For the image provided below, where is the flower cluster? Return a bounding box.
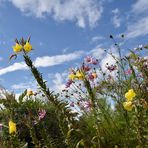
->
[9,38,33,61]
[63,56,100,112]
[12,41,32,53]
[123,89,136,111]
[68,56,99,84]
[69,70,85,81]
[85,56,98,65]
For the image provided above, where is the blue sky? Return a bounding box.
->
[0,0,148,93]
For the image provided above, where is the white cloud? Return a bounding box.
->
[0,51,84,76]
[9,0,103,28]
[34,51,83,67]
[126,16,148,39]
[52,71,67,92]
[111,8,121,28]
[91,36,104,43]
[88,45,118,75]
[0,62,27,76]
[100,47,118,72]
[132,0,148,14]
[89,45,105,59]
[124,0,148,39]
[101,54,115,71]
[11,81,36,90]
[11,81,40,99]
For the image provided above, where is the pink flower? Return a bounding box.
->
[84,56,98,65]
[85,56,93,63]
[82,65,91,72]
[92,59,98,65]
[88,73,97,81]
[79,101,92,111]
[70,102,75,107]
[66,80,73,88]
[106,64,117,72]
[38,109,46,120]
[88,74,94,81]
[125,69,132,75]
[84,101,92,109]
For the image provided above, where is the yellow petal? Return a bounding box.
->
[76,71,84,80]
[123,101,133,111]
[125,89,136,101]
[69,74,76,80]
[9,121,16,134]
[12,43,22,53]
[24,42,32,52]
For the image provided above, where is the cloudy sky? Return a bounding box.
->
[0,0,148,93]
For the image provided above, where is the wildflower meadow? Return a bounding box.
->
[0,35,147,148]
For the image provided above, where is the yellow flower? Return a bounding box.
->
[9,121,16,134]
[24,42,32,52]
[123,101,134,111]
[76,71,84,80]
[27,90,34,96]
[125,89,136,101]
[69,73,76,80]
[12,43,22,53]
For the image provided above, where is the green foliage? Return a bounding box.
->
[0,90,69,147]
